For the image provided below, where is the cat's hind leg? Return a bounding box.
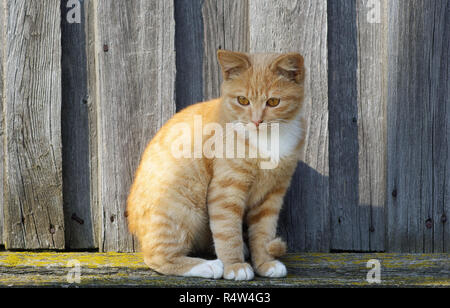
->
[140,208,223,279]
[144,253,223,279]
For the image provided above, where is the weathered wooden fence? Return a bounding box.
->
[0,0,448,253]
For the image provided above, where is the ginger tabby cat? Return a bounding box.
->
[127,50,306,280]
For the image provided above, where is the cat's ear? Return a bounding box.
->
[270,53,305,84]
[217,50,251,81]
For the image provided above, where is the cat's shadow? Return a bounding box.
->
[278,161,329,252]
[279,161,386,253]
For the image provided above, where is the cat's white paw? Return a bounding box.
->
[224,263,254,281]
[184,259,223,279]
[257,260,287,278]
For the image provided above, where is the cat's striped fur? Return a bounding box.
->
[127,50,306,280]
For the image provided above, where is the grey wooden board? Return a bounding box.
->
[249,0,329,252]
[202,0,249,100]
[85,0,100,249]
[328,0,362,251]
[3,0,65,249]
[0,0,5,246]
[387,0,450,253]
[61,0,97,249]
[353,0,388,252]
[431,0,450,253]
[95,0,176,252]
[174,0,204,111]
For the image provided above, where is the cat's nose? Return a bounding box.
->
[252,120,263,127]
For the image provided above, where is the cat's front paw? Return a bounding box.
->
[184,259,224,279]
[223,263,254,281]
[256,260,287,278]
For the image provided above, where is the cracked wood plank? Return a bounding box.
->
[3,0,64,249]
[328,0,389,252]
[329,0,388,252]
[328,0,360,252]
[60,0,98,250]
[94,0,176,251]
[0,0,5,246]
[355,0,388,252]
[0,252,448,287]
[386,0,450,252]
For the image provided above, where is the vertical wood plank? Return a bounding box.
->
[174,0,249,108]
[61,0,97,249]
[329,0,388,252]
[85,0,100,250]
[328,0,360,251]
[250,0,329,252]
[202,0,249,100]
[174,0,204,111]
[3,0,65,249]
[95,0,176,252]
[387,0,450,252]
[0,0,4,246]
[355,0,388,252]
[432,0,450,253]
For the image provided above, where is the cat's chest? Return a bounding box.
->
[248,172,277,203]
[233,114,304,162]
[247,158,297,207]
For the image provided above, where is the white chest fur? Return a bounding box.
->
[232,113,304,163]
[276,114,304,159]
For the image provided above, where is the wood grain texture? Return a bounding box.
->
[387,0,450,253]
[0,0,5,246]
[174,0,204,111]
[202,0,249,100]
[250,0,329,252]
[61,0,97,249]
[1,252,449,287]
[431,0,450,253]
[85,0,100,249]
[3,0,64,249]
[328,0,361,251]
[354,0,388,252]
[95,0,176,252]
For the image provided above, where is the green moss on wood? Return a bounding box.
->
[0,252,448,287]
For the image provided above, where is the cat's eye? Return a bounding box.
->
[237,96,250,106]
[266,98,280,107]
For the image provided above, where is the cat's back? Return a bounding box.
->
[175,98,221,121]
[141,98,220,153]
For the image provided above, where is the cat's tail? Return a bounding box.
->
[266,237,287,258]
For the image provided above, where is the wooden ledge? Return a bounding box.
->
[0,252,448,287]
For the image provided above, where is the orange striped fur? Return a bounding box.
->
[127,50,306,280]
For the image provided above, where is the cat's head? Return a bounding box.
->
[217,50,306,127]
